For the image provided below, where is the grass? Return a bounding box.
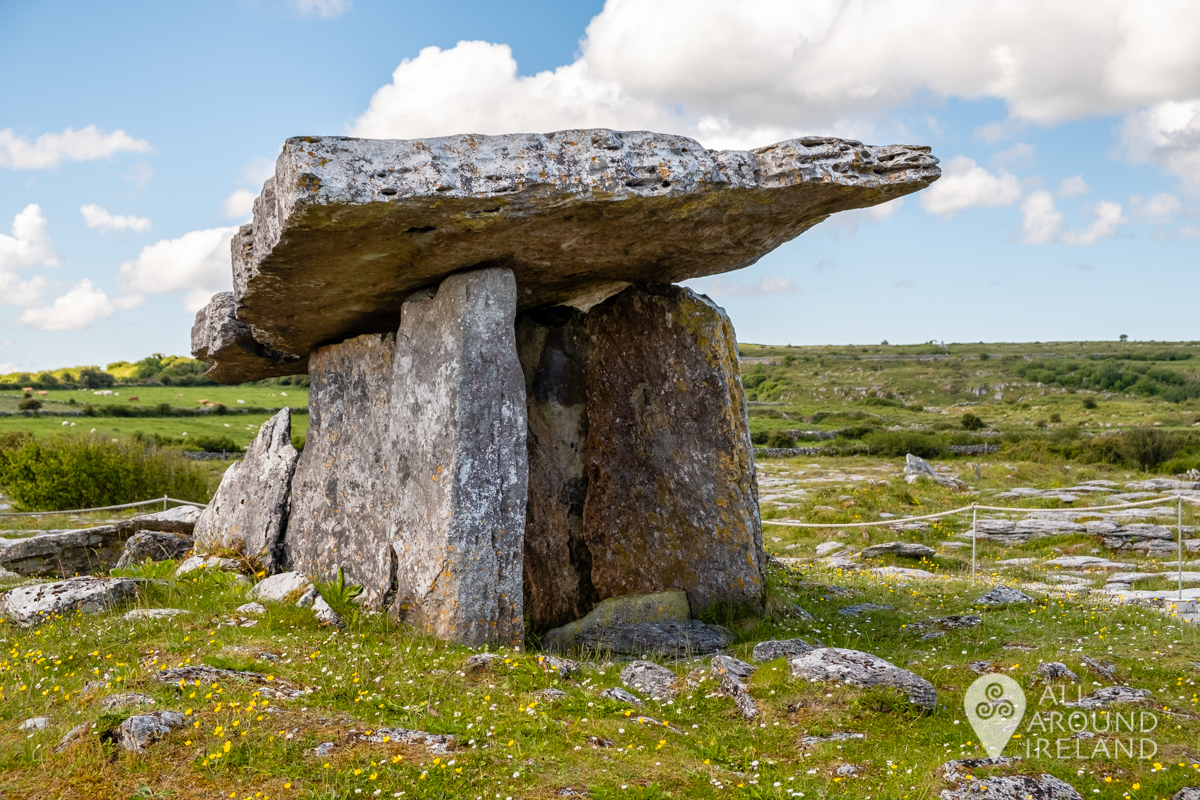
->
[0,414,308,451]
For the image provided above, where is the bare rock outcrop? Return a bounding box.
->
[1,577,141,627]
[789,647,937,710]
[194,408,298,569]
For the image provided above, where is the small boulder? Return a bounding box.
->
[800,731,864,746]
[717,672,757,720]
[542,589,690,652]
[54,722,91,753]
[904,454,967,490]
[1065,686,1152,709]
[535,654,578,678]
[101,692,156,711]
[599,687,642,705]
[312,595,343,628]
[123,608,189,621]
[1034,662,1078,683]
[620,660,678,700]
[236,602,266,615]
[710,654,756,681]
[175,555,241,577]
[974,586,1034,605]
[860,542,936,559]
[113,711,186,752]
[790,647,937,710]
[353,727,455,754]
[465,653,504,672]
[1,577,141,627]
[122,505,202,534]
[815,542,846,556]
[752,638,816,662]
[1172,790,1200,800]
[18,716,50,731]
[574,619,733,657]
[838,603,895,617]
[115,531,194,569]
[250,571,313,603]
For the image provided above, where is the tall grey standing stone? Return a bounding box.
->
[284,333,397,608]
[581,285,765,616]
[516,308,599,632]
[194,408,298,569]
[388,268,527,647]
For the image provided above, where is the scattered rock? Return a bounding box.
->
[718,672,757,720]
[236,602,266,615]
[541,589,690,652]
[1066,686,1152,709]
[537,688,568,702]
[1172,790,1200,800]
[115,531,194,570]
[18,716,50,731]
[968,661,997,674]
[752,638,816,662]
[113,711,186,752]
[789,647,937,710]
[872,566,936,580]
[123,608,189,621]
[193,408,298,570]
[974,586,1034,605]
[620,661,678,700]
[54,722,91,753]
[1,576,141,627]
[861,541,937,559]
[815,542,846,556]
[311,742,335,757]
[250,571,313,603]
[1042,556,1131,570]
[123,505,202,534]
[835,764,860,777]
[175,555,242,577]
[575,620,734,657]
[465,653,505,672]
[710,655,757,681]
[939,757,1083,799]
[1080,656,1117,679]
[800,731,864,746]
[535,654,578,678]
[904,454,967,490]
[0,526,130,578]
[599,687,642,705]
[928,615,982,631]
[153,665,308,699]
[100,692,156,711]
[838,603,895,617]
[312,595,343,629]
[1034,662,1078,683]
[353,727,455,754]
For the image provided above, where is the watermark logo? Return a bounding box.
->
[965,674,1026,758]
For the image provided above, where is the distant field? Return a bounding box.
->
[0,411,308,449]
[0,384,306,411]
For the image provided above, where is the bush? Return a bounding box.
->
[1082,397,1098,409]
[750,431,769,445]
[863,430,946,459]
[961,412,985,431]
[1121,427,1181,471]
[0,435,212,511]
[17,397,42,412]
[765,430,796,448]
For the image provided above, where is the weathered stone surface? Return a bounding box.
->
[582,285,765,616]
[904,454,967,490]
[284,333,397,606]
[620,661,678,700]
[575,619,734,657]
[1065,686,1152,708]
[975,586,1034,605]
[18,716,50,731]
[236,602,266,615]
[789,647,937,710]
[838,603,894,617]
[711,654,756,681]
[0,527,128,577]
[113,711,185,752]
[599,686,642,705]
[939,758,1083,800]
[1,577,141,627]
[54,722,91,753]
[861,541,937,559]
[387,268,527,646]
[153,665,308,699]
[353,727,455,754]
[194,408,298,568]
[752,638,816,662]
[1172,790,1200,800]
[542,589,690,652]
[176,555,242,576]
[194,131,939,383]
[123,608,189,621]
[800,731,864,746]
[719,672,757,720]
[115,531,193,569]
[250,571,313,603]
[1034,662,1078,682]
[311,594,343,628]
[101,692,156,711]
[517,308,598,633]
[124,506,202,534]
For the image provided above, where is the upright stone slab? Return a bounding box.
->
[194,408,298,569]
[388,268,527,646]
[284,333,397,608]
[582,285,765,616]
[516,308,598,632]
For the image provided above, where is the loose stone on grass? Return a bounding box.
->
[752,638,816,662]
[113,711,186,753]
[789,647,937,710]
[974,586,1034,605]
[1,576,141,627]
[620,661,677,700]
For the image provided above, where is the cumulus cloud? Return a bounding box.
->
[80,204,151,233]
[0,125,151,170]
[919,156,1021,218]
[121,162,154,190]
[994,142,1035,166]
[18,279,114,331]
[1021,190,1126,244]
[1130,192,1180,223]
[222,189,257,219]
[289,0,350,17]
[118,226,239,312]
[1119,100,1200,194]
[1057,175,1090,198]
[0,204,58,307]
[702,275,799,298]
[350,1,1200,152]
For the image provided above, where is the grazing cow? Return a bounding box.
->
[198,399,209,405]
[128,395,139,402]
[36,390,48,396]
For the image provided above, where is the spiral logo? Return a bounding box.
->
[965,675,1027,759]
[974,682,1016,720]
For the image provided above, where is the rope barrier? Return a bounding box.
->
[0,495,206,518]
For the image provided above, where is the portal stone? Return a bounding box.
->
[284,333,397,608]
[388,268,527,647]
[516,308,598,632]
[582,285,765,616]
[193,408,298,568]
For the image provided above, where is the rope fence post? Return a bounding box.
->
[163,495,168,512]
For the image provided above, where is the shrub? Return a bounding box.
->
[765,430,797,448]
[1121,427,1181,471]
[1049,413,1062,423]
[17,397,42,412]
[863,430,946,459]
[0,435,212,511]
[961,412,985,431]
[750,431,769,445]
[1162,455,1200,475]
[1082,397,1098,409]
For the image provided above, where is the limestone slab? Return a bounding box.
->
[193,130,939,382]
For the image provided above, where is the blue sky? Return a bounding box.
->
[1,0,1198,372]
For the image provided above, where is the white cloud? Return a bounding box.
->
[350,1,1200,152]
[1057,175,1090,197]
[1130,192,1180,223]
[18,279,113,331]
[80,204,151,234]
[702,275,799,298]
[1021,190,1126,245]
[919,156,1021,218]
[289,0,350,17]
[118,226,239,312]
[222,189,257,219]
[1119,100,1200,194]
[0,204,58,307]
[0,126,151,170]
[121,162,154,189]
[994,142,1035,165]
[1182,226,1200,242]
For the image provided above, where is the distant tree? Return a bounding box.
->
[880,340,889,346]
[1082,397,1098,410]
[35,371,59,386]
[961,412,985,431]
[17,398,42,412]
[77,368,115,389]
[1119,334,1128,342]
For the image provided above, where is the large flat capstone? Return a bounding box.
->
[193,130,939,382]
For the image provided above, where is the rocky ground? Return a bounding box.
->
[1,461,1200,799]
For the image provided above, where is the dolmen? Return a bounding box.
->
[190,129,940,647]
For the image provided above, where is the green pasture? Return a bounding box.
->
[0,412,307,450]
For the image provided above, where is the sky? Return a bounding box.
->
[1,0,1198,373]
